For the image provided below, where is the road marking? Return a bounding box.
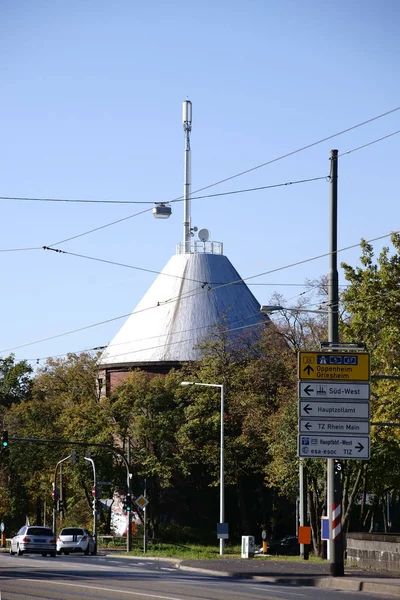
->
[0,576,190,599]
[160,567,176,571]
[248,584,307,596]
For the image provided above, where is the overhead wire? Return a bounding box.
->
[339,130,400,157]
[0,246,42,253]
[1,228,397,355]
[42,246,211,285]
[1,112,399,253]
[44,106,400,248]
[23,310,266,363]
[0,176,328,205]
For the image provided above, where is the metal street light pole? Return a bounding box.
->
[181,381,225,555]
[84,456,97,555]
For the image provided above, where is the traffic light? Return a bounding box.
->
[123,494,132,512]
[57,499,64,512]
[2,430,8,448]
[70,450,77,465]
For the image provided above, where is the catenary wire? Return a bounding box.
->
[42,246,212,285]
[0,176,328,205]
[339,130,400,157]
[1,111,398,252]
[2,126,398,209]
[45,106,400,247]
[23,311,266,363]
[0,247,42,253]
[1,229,397,355]
[21,281,395,364]
[175,107,400,196]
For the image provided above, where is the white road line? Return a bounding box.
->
[248,584,307,596]
[160,568,176,571]
[0,577,190,600]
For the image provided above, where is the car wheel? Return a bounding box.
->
[84,545,89,555]
[56,550,61,555]
[9,547,15,556]
[17,545,23,556]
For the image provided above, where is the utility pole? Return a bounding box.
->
[327,149,344,576]
[127,439,132,552]
[143,478,147,553]
[59,464,64,523]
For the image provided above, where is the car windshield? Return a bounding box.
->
[60,528,84,536]
[27,528,54,536]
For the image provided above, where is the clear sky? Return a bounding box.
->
[0,0,399,364]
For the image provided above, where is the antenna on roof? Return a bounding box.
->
[182,100,192,253]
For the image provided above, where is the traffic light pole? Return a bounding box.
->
[53,454,72,538]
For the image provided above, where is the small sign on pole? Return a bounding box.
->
[135,495,149,509]
[217,522,229,539]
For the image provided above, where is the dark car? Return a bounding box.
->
[267,535,300,556]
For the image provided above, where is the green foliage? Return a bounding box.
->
[0,354,32,410]
[110,370,185,487]
[1,353,116,529]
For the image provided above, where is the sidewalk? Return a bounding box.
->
[111,553,400,597]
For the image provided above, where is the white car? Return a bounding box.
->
[56,527,96,555]
[10,525,56,557]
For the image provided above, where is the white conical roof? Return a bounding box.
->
[100,249,266,366]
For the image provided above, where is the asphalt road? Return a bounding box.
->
[0,553,398,600]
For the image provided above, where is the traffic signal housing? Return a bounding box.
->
[123,494,132,512]
[2,430,8,448]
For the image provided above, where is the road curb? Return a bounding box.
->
[105,553,183,566]
[105,554,400,596]
[177,564,400,596]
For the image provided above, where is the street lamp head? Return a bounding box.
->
[180,381,194,386]
[260,304,329,315]
[260,305,284,313]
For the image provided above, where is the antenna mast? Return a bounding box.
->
[183,100,192,253]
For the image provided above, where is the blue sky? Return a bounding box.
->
[0,0,399,364]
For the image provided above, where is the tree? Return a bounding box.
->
[341,233,400,530]
[3,353,115,530]
[177,323,297,536]
[0,354,32,409]
[110,369,186,535]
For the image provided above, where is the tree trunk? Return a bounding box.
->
[236,477,250,533]
[342,463,363,533]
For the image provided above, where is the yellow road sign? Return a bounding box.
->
[298,352,370,381]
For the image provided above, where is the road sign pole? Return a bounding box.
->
[299,460,309,560]
[127,438,132,552]
[328,149,344,577]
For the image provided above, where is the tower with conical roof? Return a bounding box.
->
[99,101,267,393]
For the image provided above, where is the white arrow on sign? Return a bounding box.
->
[299,401,369,419]
[299,419,370,434]
[298,434,370,459]
[299,381,370,400]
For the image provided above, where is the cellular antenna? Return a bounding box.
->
[183,100,192,253]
